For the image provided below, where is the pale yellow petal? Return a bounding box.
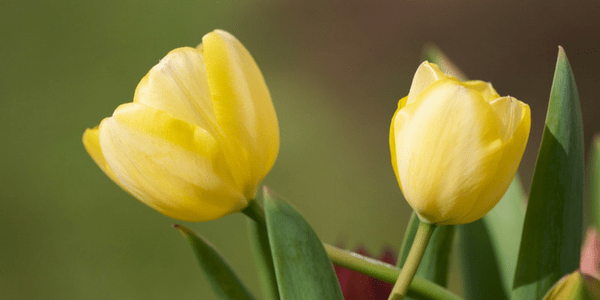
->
[461,99,530,224]
[83,126,122,186]
[389,96,409,195]
[488,96,526,141]
[406,62,448,106]
[98,102,247,222]
[202,30,279,198]
[394,80,503,224]
[542,272,586,300]
[462,80,501,102]
[133,47,217,132]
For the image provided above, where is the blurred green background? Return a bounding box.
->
[1,1,600,299]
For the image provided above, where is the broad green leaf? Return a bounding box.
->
[263,187,344,300]
[512,47,584,300]
[398,212,455,300]
[481,175,527,296]
[246,217,280,300]
[458,171,526,300]
[174,224,255,300]
[592,135,600,233]
[459,219,508,300]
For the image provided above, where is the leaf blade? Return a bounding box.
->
[246,217,280,300]
[511,46,584,300]
[174,224,255,300]
[482,175,527,295]
[263,187,344,300]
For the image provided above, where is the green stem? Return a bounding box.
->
[325,245,460,300]
[241,199,459,300]
[242,199,266,226]
[388,220,437,300]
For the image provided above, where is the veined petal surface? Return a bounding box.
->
[83,127,121,187]
[98,102,247,222]
[83,30,280,222]
[202,30,279,198]
[406,63,447,106]
[134,47,217,134]
[393,77,508,224]
[390,61,530,225]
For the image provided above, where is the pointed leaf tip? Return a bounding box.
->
[558,45,566,56]
[512,46,584,300]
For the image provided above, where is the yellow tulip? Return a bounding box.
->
[541,271,600,300]
[83,30,279,222]
[390,62,530,225]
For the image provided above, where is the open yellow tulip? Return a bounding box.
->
[390,62,530,225]
[83,30,279,222]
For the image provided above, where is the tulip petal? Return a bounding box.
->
[133,47,217,133]
[462,80,501,103]
[202,30,279,193]
[489,96,528,142]
[394,80,504,224]
[83,126,122,187]
[463,99,530,224]
[389,96,408,195]
[406,62,447,106]
[98,102,247,222]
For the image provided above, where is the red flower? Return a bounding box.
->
[334,245,397,300]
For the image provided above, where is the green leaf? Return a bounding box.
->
[481,175,527,297]
[263,187,344,300]
[592,134,600,233]
[458,177,526,300]
[246,217,280,300]
[512,46,584,300]
[458,176,527,300]
[398,212,455,300]
[459,219,508,300]
[173,224,255,300]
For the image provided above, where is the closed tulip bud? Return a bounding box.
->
[542,271,600,300]
[390,62,530,225]
[83,30,279,222]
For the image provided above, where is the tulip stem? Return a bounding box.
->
[241,196,459,300]
[325,244,461,300]
[242,199,266,226]
[388,220,436,300]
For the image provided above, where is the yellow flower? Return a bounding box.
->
[542,271,600,300]
[83,30,279,222]
[390,62,530,225]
